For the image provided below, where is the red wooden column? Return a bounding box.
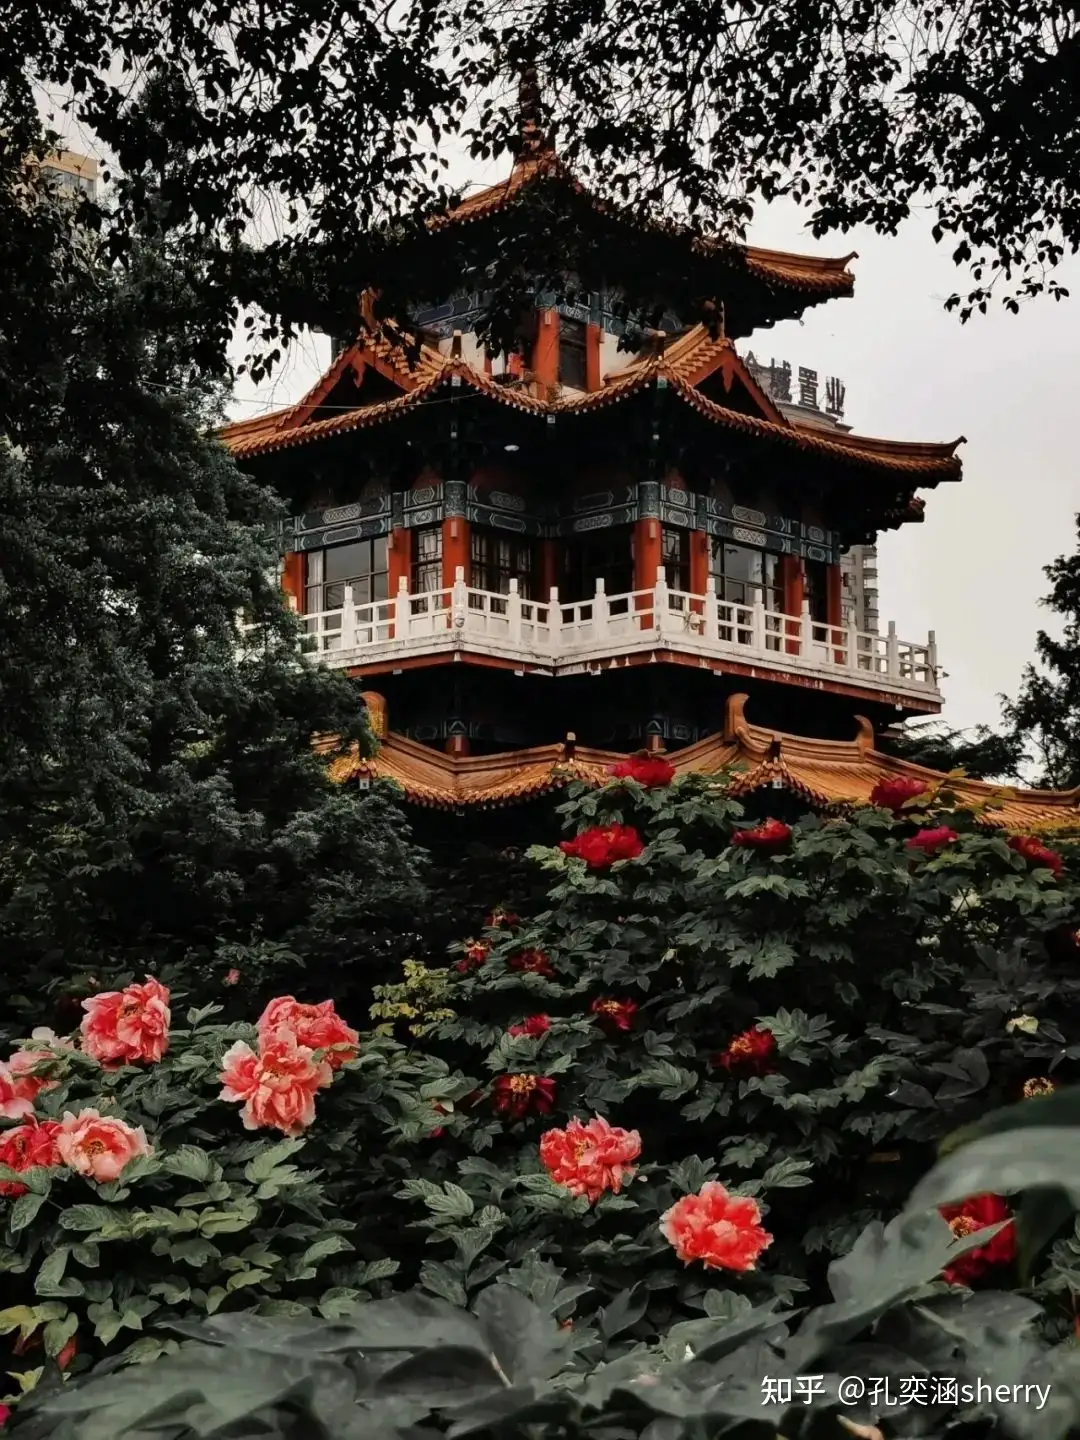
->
[781,556,804,655]
[689,530,709,615]
[826,563,843,628]
[442,516,469,592]
[826,560,844,663]
[539,539,558,599]
[281,552,304,613]
[533,309,559,392]
[585,323,603,392]
[633,517,663,627]
[387,526,410,638]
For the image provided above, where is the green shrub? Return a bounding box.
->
[406,769,1080,1328]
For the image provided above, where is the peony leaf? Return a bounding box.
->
[163,1145,218,1184]
[9,1191,47,1233]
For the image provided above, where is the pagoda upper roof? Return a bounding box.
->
[221,326,963,495]
[432,150,856,314]
[321,692,1079,832]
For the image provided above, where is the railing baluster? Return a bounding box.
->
[340,584,356,650]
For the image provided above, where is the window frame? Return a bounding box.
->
[469,528,538,599]
[411,525,443,594]
[558,316,588,390]
[303,536,389,615]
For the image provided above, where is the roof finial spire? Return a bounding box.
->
[515,58,546,161]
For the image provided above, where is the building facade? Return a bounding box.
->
[219,137,1080,829]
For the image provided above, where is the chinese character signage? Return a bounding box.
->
[745,352,846,419]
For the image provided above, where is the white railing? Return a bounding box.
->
[296,567,940,698]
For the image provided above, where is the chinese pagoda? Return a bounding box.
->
[222,125,1080,835]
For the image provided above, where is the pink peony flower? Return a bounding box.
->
[219,1033,331,1136]
[56,1109,152,1182]
[539,1116,641,1203]
[660,1181,773,1271]
[0,1062,38,1121]
[224,968,241,986]
[5,1032,70,1108]
[80,977,171,1065]
[257,996,359,1070]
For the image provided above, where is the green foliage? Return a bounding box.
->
[13,1182,1079,1440]
[877,721,1023,783]
[1004,514,1080,789]
[0,152,433,1035]
[0,998,458,1388]
[403,772,1080,1331]
[6,0,1077,357]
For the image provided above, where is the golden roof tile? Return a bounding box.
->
[221,341,961,480]
[429,155,854,298]
[319,696,1080,834]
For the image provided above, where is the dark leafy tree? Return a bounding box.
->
[0,151,428,1035]
[877,721,1024,783]
[1002,514,1080,790]
[3,0,1078,379]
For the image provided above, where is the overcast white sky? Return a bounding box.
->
[231,174,1079,735]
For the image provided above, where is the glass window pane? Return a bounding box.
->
[325,542,365,581]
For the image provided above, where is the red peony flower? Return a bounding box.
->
[430,1100,451,1139]
[731,819,791,854]
[0,1402,9,1425]
[508,948,556,979]
[485,907,521,930]
[906,826,959,856]
[869,776,928,813]
[715,1026,777,1075]
[509,1014,551,1038]
[608,755,676,788]
[591,997,638,1033]
[0,1120,63,1197]
[539,1115,642,1203]
[660,1181,773,1271]
[560,823,645,869]
[1008,834,1063,878]
[455,939,490,974]
[939,1193,1016,1285]
[491,1073,557,1120]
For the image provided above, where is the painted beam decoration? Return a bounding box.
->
[414,287,682,340]
[281,479,839,564]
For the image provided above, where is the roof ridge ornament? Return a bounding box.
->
[515,60,550,162]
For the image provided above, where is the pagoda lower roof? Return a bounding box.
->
[322,694,1080,834]
[222,334,962,484]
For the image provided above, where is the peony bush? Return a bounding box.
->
[398,761,1080,1332]
[0,975,462,1396]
